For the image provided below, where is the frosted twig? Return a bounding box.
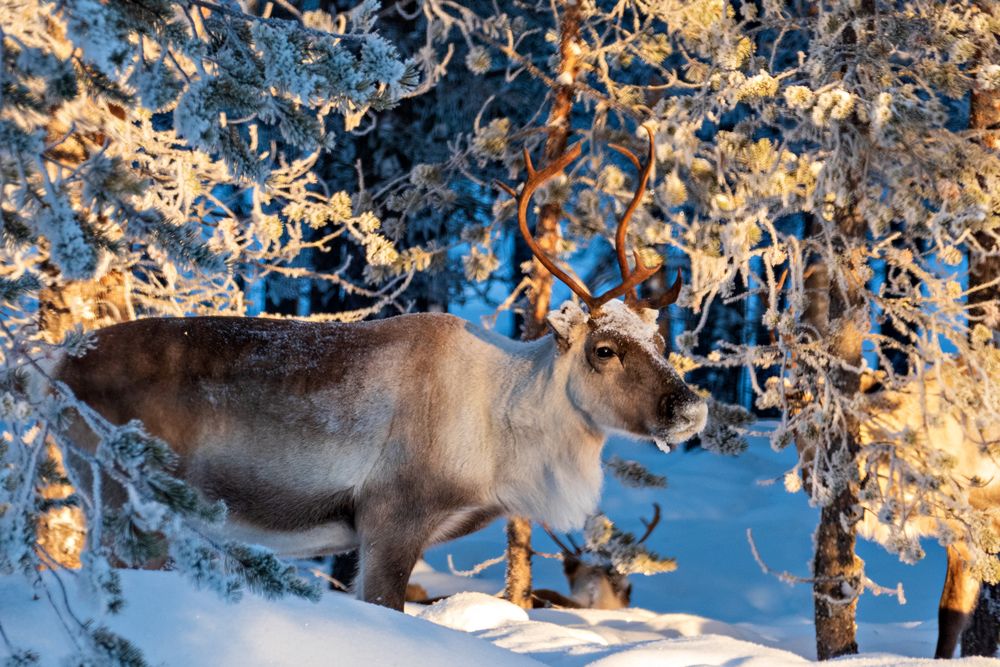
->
[309,568,348,592]
[482,276,531,329]
[746,528,815,585]
[864,577,906,605]
[447,553,505,577]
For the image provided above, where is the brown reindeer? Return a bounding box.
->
[532,503,663,610]
[855,368,1000,659]
[40,130,708,611]
[769,292,1000,658]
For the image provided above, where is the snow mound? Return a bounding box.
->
[417,591,530,632]
[2,571,537,667]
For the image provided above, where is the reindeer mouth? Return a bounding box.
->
[652,400,709,451]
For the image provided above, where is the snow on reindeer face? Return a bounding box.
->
[549,300,707,451]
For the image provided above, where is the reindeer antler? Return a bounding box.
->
[608,125,659,305]
[633,268,683,311]
[635,503,661,545]
[495,143,594,307]
[542,523,582,556]
[496,129,678,314]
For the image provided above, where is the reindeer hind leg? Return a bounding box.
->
[937,543,982,659]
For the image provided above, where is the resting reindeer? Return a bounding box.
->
[770,317,1000,658]
[856,367,1000,659]
[533,503,663,610]
[44,131,708,611]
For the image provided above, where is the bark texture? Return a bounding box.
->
[504,0,582,608]
[504,516,534,609]
[812,222,866,661]
[811,2,873,655]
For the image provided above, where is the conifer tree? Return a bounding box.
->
[1,0,413,661]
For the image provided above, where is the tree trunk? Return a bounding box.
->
[809,1,875,654]
[960,79,1000,658]
[812,208,866,660]
[504,0,583,609]
[37,269,132,569]
[813,488,862,659]
[504,516,534,608]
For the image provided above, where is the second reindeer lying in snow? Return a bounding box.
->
[534,503,670,610]
[48,131,708,610]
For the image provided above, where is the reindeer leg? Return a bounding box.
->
[354,497,436,611]
[937,543,982,658]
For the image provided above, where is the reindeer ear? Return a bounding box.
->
[562,555,581,576]
[638,307,658,325]
[546,301,588,351]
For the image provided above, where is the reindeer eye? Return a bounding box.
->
[595,346,616,359]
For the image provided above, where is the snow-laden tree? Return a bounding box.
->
[642,0,1000,658]
[0,0,414,661]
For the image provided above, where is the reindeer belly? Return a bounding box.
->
[217,519,358,558]
[426,507,501,545]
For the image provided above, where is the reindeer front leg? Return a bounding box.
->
[936,543,982,658]
[354,496,435,611]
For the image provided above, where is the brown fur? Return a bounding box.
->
[54,308,706,611]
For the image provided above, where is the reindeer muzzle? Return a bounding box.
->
[656,392,708,448]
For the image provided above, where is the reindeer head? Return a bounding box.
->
[542,504,664,610]
[498,127,707,450]
[543,527,631,609]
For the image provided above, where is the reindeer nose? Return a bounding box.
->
[660,393,708,434]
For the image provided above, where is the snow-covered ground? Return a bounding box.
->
[5,431,999,665]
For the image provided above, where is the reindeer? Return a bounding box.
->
[533,503,663,610]
[768,298,1000,658]
[855,367,1000,658]
[43,129,708,611]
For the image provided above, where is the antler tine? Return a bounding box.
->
[522,146,536,178]
[608,143,642,171]
[636,502,661,545]
[634,268,683,311]
[608,125,657,304]
[590,249,662,309]
[542,523,579,555]
[495,181,518,198]
[496,142,595,309]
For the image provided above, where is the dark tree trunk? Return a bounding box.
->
[812,223,866,660]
